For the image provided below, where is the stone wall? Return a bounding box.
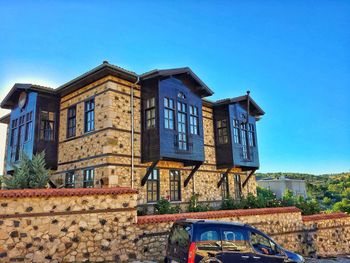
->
[302,213,350,257]
[0,188,138,263]
[136,208,350,262]
[0,188,349,262]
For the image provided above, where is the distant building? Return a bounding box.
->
[257,176,307,199]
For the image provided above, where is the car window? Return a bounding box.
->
[195,226,221,251]
[221,227,251,252]
[250,231,278,255]
[169,224,191,247]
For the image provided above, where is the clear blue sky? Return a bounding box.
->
[0,0,349,174]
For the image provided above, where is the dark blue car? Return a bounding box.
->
[165,219,305,263]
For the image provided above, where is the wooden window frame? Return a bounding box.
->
[189,105,199,135]
[169,170,181,201]
[164,97,175,130]
[145,97,156,129]
[217,119,229,145]
[83,169,94,188]
[65,171,75,188]
[84,98,95,133]
[40,111,55,141]
[67,105,77,138]
[147,169,160,203]
[177,101,188,150]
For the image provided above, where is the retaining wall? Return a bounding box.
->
[0,188,349,262]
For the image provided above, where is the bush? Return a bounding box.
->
[154,198,181,214]
[332,199,350,213]
[188,194,211,212]
[220,188,321,215]
[3,152,49,189]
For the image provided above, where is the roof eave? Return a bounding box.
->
[0,113,10,124]
[56,63,138,97]
[141,67,214,97]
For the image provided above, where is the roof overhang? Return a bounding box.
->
[56,62,138,97]
[141,67,214,98]
[214,95,265,116]
[0,83,55,109]
[0,113,10,124]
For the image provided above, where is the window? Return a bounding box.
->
[170,170,181,201]
[164,98,174,129]
[217,119,229,144]
[15,116,26,161]
[84,99,95,132]
[65,172,75,188]
[250,231,280,255]
[189,105,199,135]
[177,102,187,150]
[248,123,255,147]
[147,169,159,202]
[10,119,18,147]
[195,227,221,252]
[10,119,18,162]
[67,106,76,138]
[221,227,250,252]
[145,97,156,129]
[40,111,55,141]
[83,169,94,188]
[221,173,229,199]
[233,119,241,144]
[24,112,33,142]
[240,123,248,159]
[169,224,191,247]
[234,174,242,200]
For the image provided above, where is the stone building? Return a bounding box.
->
[0,61,265,210]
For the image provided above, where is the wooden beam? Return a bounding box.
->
[141,160,159,186]
[217,167,233,188]
[184,163,201,187]
[242,169,256,188]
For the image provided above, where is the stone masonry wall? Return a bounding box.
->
[0,189,349,262]
[136,208,350,262]
[0,188,138,263]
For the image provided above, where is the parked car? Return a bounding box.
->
[165,219,305,263]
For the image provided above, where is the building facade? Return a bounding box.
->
[257,176,308,199]
[0,62,265,210]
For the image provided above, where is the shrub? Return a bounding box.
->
[332,198,350,213]
[220,188,320,215]
[3,151,49,189]
[188,194,211,212]
[154,198,181,214]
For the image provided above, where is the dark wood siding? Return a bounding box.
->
[34,93,59,170]
[214,103,260,170]
[213,104,233,169]
[141,76,205,165]
[141,78,160,163]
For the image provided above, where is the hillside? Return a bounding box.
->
[256,172,350,213]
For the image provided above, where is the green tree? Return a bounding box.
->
[333,199,350,213]
[4,152,49,189]
[322,196,332,206]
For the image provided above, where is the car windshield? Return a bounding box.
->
[221,227,251,252]
[195,226,221,251]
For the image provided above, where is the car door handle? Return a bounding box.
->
[253,256,261,259]
[241,255,250,259]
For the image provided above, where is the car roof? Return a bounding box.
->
[174,219,249,228]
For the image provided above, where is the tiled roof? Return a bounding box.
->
[0,187,138,198]
[302,212,349,222]
[137,206,301,224]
